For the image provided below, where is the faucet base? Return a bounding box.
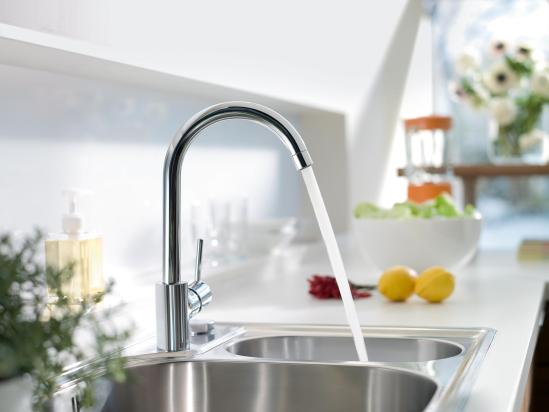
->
[156,282,190,352]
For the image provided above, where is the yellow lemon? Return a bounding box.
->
[415,266,455,303]
[378,266,416,302]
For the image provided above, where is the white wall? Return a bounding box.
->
[0,63,302,274]
[379,14,435,207]
[347,0,423,213]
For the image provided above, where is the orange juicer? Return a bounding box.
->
[403,115,453,203]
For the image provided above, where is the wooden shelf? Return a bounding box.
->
[397,164,549,205]
[398,164,549,178]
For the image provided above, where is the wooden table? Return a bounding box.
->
[397,164,549,205]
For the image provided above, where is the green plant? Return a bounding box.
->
[354,194,477,219]
[0,230,132,411]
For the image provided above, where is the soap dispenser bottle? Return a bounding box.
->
[45,189,104,301]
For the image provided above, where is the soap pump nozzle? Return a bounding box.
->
[62,188,92,235]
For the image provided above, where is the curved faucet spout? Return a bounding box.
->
[157,101,313,351]
[163,101,313,285]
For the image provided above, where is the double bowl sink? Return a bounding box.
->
[54,323,494,412]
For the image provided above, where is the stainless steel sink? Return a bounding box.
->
[226,335,462,362]
[54,324,494,412]
[94,359,436,412]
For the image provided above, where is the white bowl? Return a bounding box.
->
[354,217,482,272]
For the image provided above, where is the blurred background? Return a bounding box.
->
[0,0,548,277]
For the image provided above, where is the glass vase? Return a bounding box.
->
[488,119,546,165]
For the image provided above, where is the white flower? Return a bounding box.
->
[488,97,517,126]
[448,80,488,109]
[531,66,549,98]
[519,129,547,151]
[483,61,519,95]
[515,42,534,61]
[489,39,508,57]
[448,81,465,101]
[455,50,480,75]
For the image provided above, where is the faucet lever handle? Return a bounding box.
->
[189,238,212,317]
[194,238,204,283]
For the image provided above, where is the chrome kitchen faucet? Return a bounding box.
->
[156,101,313,351]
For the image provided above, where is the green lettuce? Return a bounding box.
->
[354,194,478,219]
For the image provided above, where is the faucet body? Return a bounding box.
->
[156,101,313,352]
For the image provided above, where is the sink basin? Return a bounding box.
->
[54,324,494,412]
[226,335,463,362]
[96,360,437,412]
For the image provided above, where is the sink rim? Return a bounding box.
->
[122,356,442,382]
[224,334,466,363]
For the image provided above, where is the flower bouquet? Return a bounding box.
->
[451,40,549,163]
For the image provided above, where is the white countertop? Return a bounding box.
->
[122,236,549,412]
